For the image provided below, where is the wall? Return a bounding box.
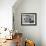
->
[40,0,46,46]
[13,0,41,46]
[0,0,16,30]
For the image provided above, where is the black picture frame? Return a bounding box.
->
[21,13,37,26]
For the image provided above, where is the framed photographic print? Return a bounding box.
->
[21,13,37,26]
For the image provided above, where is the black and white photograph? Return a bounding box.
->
[21,13,37,25]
